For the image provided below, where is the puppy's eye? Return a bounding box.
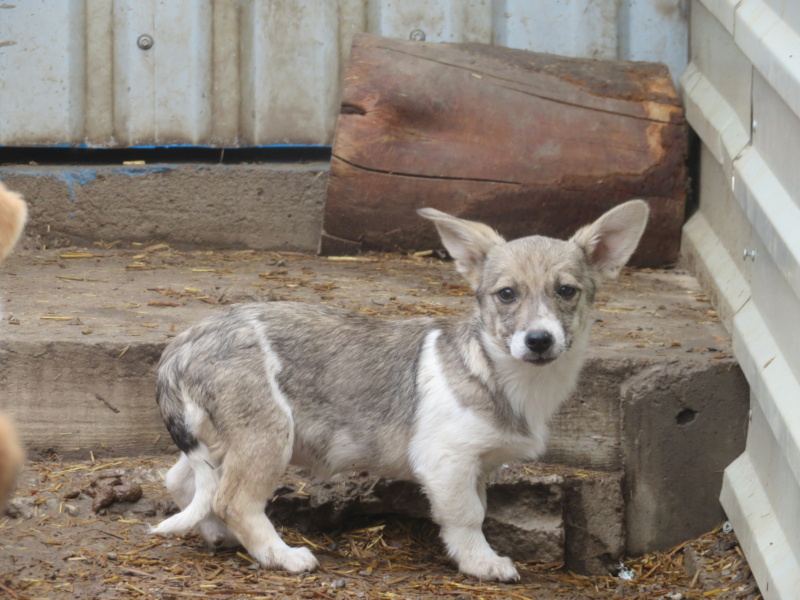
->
[496,287,517,303]
[557,285,578,299]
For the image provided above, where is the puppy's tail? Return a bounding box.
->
[0,181,27,260]
[151,444,218,536]
[153,350,215,536]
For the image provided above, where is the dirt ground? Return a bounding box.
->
[1,456,760,600]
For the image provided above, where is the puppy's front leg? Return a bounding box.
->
[421,464,519,582]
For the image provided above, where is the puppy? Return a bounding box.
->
[0,181,27,507]
[152,200,649,581]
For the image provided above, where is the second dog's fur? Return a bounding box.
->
[152,200,649,581]
[0,181,28,507]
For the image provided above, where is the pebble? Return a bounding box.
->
[329,579,346,590]
[107,552,117,560]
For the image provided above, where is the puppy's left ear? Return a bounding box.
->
[571,200,649,279]
[418,208,505,290]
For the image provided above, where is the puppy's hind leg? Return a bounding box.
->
[165,453,238,548]
[213,410,318,573]
[165,453,195,510]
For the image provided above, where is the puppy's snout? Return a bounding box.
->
[524,331,554,354]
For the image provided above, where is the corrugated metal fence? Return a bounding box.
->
[0,0,688,148]
[681,0,800,597]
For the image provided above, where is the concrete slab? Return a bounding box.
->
[0,163,329,253]
[1,243,729,453]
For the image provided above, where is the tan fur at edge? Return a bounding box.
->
[0,414,24,508]
[0,181,27,508]
[0,181,27,260]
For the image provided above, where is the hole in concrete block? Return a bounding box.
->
[676,408,697,425]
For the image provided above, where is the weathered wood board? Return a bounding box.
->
[321,34,687,267]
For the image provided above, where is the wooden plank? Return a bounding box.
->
[322,34,687,267]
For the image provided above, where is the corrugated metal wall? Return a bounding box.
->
[0,0,688,148]
[681,0,800,597]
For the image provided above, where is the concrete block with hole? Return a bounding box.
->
[622,361,750,555]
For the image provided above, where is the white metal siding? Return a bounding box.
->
[681,0,800,597]
[0,0,688,148]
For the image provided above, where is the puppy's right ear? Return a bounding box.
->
[0,181,27,261]
[418,208,505,290]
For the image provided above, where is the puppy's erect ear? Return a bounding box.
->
[0,181,27,261]
[418,208,505,290]
[571,200,649,279]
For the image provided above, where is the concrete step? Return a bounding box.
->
[0,244,749,567]
[0,163,329,254]
[267,464,622,574]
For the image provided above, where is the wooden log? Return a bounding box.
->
[321,34,687,267]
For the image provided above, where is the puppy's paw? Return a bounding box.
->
[459,554,519,582]
[273,546,319,574]
[199,517,239,549]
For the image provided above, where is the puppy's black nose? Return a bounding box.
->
[525,330,554,353]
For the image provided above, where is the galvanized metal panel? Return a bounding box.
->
[240,0,341,145]
[735,0,800,122]
[750,72,800,214]
[618,0,688,84]
[681,0,751,170]
[0,0,690,148]
[721,437,800,600]
[368,0,492,43]
[0,0,86,145]
[153,1,213,144]
[209,0,242,144]
[683,0,800,596]
[681,146,753,328]
[85,0,114,144]
[699,0,738,33]
[491,0,619,60]
[112,1,156,146]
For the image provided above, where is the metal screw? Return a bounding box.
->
[722,521,734,534]
[409,29,426,41]
[743,248,757,261]
[137,34,154,50]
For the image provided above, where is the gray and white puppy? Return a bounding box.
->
[152,201,649,582]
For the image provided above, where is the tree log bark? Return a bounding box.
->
[322,34,687,267]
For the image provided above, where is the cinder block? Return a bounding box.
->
[622,359,749,555]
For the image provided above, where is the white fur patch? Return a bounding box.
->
[151,443,219,536]
[248,316,294,441]
[485,327,590,457]
[411,329,496,473]
[409,329,520,581]
[508,307,566,361]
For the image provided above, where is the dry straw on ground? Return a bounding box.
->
[1,457,760,600]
